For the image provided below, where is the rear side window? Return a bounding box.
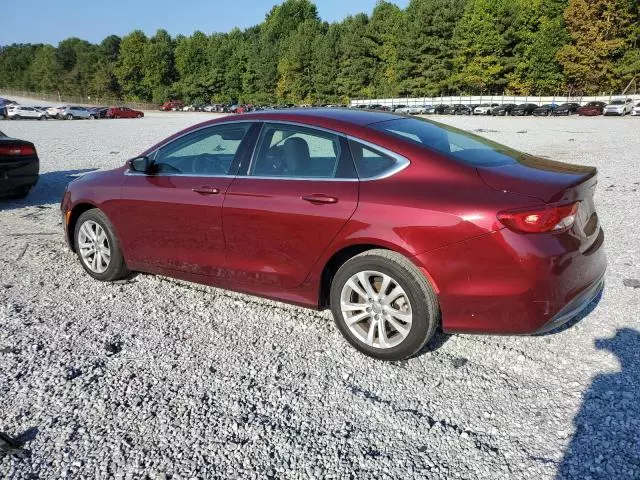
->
[372,117,519,167]
[250,123,355,179]
[348,140,396,179]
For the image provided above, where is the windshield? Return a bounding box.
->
[372,117,526,167]
[610,100,624,105]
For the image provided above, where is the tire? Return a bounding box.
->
[90,115,96,120]
[13,115,21,120]
[66,114,74,120]
[329,249,439,361]
[137,114,142,118]
[74,209,130,282]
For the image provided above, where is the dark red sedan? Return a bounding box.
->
[61,109,606,360]
[577,101,606,116]
[106,107,144,119]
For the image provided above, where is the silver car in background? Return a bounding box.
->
[59,106,96,120]
[603,98,634,116]
[631,102,640,116]
[6,105,47,120]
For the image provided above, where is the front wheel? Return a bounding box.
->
[74,209,130,281]
[137,114,142,118]
[330,249,439,361]
[66,114,74,120]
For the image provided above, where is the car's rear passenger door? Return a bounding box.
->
[113,122,256,277]
[223,122,359,289]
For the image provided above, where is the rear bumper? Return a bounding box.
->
[413,227,607,335]
[534,275,604,334]
[0,157,39,195]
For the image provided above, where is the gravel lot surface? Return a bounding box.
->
[1,110,639,479]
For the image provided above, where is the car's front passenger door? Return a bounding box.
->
[113,122,254,277]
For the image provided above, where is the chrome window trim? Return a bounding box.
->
[346,135,411,181]
[124,118,411,181]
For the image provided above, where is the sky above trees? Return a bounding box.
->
[1,0,638,104]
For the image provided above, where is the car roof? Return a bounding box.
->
[233,108,399,126]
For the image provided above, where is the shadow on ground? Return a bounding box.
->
[0,169,96,210]
[557,328,640,479]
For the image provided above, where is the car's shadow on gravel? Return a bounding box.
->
[0,169,97,211]
[557,328,640,479]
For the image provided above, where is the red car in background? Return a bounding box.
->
[60,109,606,360]
[577,101,606,116]
[160,100,184,111]
[106,107,144,119]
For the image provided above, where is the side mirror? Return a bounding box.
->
[128,156,150,173]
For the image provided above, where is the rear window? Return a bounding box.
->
[372,117,519,167]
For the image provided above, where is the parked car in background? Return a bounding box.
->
[59,106,95,120]
[533,104,558,116]
[0,130,39,198]
[392,105,407,113]
[433,105,448,114]
[577,101,606,116]
[491,104,517,116]
[7,105,48,120]
[89,107,109,118]
[160,100,184,111]
[61,109,606,361]
[46,105,67,118]
[631,102,640,116]
[0,105,6,119]
[106,107,144,119]
[443,104,462,115]
[411,105,432,114]
[553,103,581,116]
[473,104,499,115]
[455,105,473,115]
[511,103,539,116]
[182,105,197,112]
[603,98,633,116]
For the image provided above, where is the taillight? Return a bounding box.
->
[0,144,36,156]
[497,202,579,233]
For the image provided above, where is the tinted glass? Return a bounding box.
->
[348,140,396,178]
[154,124,250,175]
[372,117,524,167]
[250,123,342,178]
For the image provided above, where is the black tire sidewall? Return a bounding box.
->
[74,210,127,281]
[330,254,435,361]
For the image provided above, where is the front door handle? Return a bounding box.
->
[192,186,220,195]
[302,194,338,204]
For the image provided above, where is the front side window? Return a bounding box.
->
[250,123,348,178]
[153,123,250,176]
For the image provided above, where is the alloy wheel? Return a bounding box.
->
[340,270,412,349]
[78,220,111,274]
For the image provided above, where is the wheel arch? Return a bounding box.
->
[67,202,98,252]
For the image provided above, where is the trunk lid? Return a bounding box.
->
[476,155,597,204]
[478,156,601,252]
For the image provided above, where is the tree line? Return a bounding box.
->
[0,0,638,105]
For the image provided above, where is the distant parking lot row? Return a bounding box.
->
[0,98,144,120]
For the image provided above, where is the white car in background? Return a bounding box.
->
[7,105,47,120]
[603,98,634,116]
[46,105,68,118]
[630,102,640,116]
[474,103,499,115]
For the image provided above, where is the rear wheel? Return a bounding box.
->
[136,113,142,118]
[66,114,74,120]
[13,115,21,120]
[330,249,439,361]
[90,115,96,120]
[74,209,130,281]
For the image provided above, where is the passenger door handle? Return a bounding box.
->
[192,186,220,195]
[302,194,338,204]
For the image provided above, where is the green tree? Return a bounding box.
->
[143,29,176,103]
[115,30,149,100]
[557,0,636,93]
[29,45,62,92]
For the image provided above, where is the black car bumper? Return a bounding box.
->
[0,156,39,196]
